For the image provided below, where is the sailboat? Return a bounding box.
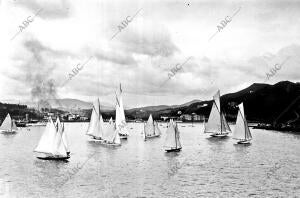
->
[144,114,161,140]
[101,118,121,146]
[115,84,129,139]
[232,103,252,144]
[0,113,18,134]
[34,117,70,160]
[55,118,70,155]
[86,98,105,142]
[164,119,182,152]
[204,90,231,137]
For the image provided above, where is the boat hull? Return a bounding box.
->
[1,130,17,134]
[119,134,128,140]
[165,148,182,152]
[37,156,70,160]
[237,140,251,144]
[144,134,160,140]
[89,138,121,146]
[210,132,229,137]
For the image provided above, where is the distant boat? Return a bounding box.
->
[0,113,18,134]
[27,122,47,127]
[99,118,121,146]
[143,114,161,140]
[204,90,231,137]
[16,120,27,127]
[115,84,129,139]
[34,117,69,160]
[164,119,182,152]
[232,103,252,144]
[86,98,105,141]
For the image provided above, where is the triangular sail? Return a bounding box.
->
[115,90,128,136]
[11,120,18,131]
[53,119,68,157]
[204,102,221,133]
[86,98,104,139]
[214,90,221,111]
[102,118,120,144]
[34,118,57,154]
[222,113,231,132]
[0,114,13,131]
[144,114,155,136]
[154,121,161,135]
[174,122,182,149]
[55,118,70,153]
[232,103,252,141]
[116,84,128,136]
[164,120,177,149]
[205,90,230,134]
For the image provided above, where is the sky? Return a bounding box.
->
[0,0,299,108]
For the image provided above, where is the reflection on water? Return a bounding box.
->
[0,123,299,197]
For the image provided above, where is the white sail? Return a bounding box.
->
[55,118,70,153]
[204,90,230,134]
[144,114,155,136]
[53,119,68,157]
[164,120,178,149]
[12,120,18,131]
[240,103,252,140]
[222,113,231,132]
[214,90,221,111]
[86,98,104,139]
[233,103,252,141]
[0,113,16,132]
[116,84,128,135]
[102,118,120,144]
[174,122,182,149]
[113,130,121,145]
[34,118,57,154]
[154,121,161,135]
[204,102,221,133]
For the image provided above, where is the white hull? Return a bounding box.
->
[144,134,160,140]
[89,138,121,146]
[27,122,47,126]
[210,132,229,137]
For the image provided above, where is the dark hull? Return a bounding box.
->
[37,156,70,160]
[165,148,182,152]
[119,134,128,140]
[237,140,251,144]
[210,133,229,137]
[1,130,17,134]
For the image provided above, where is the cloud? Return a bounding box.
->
[17,0,71,19]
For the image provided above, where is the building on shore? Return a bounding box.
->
[180,114,205,122]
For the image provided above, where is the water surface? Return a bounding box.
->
[0,123,299,197]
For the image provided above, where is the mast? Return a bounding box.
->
[174,120,177,149]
